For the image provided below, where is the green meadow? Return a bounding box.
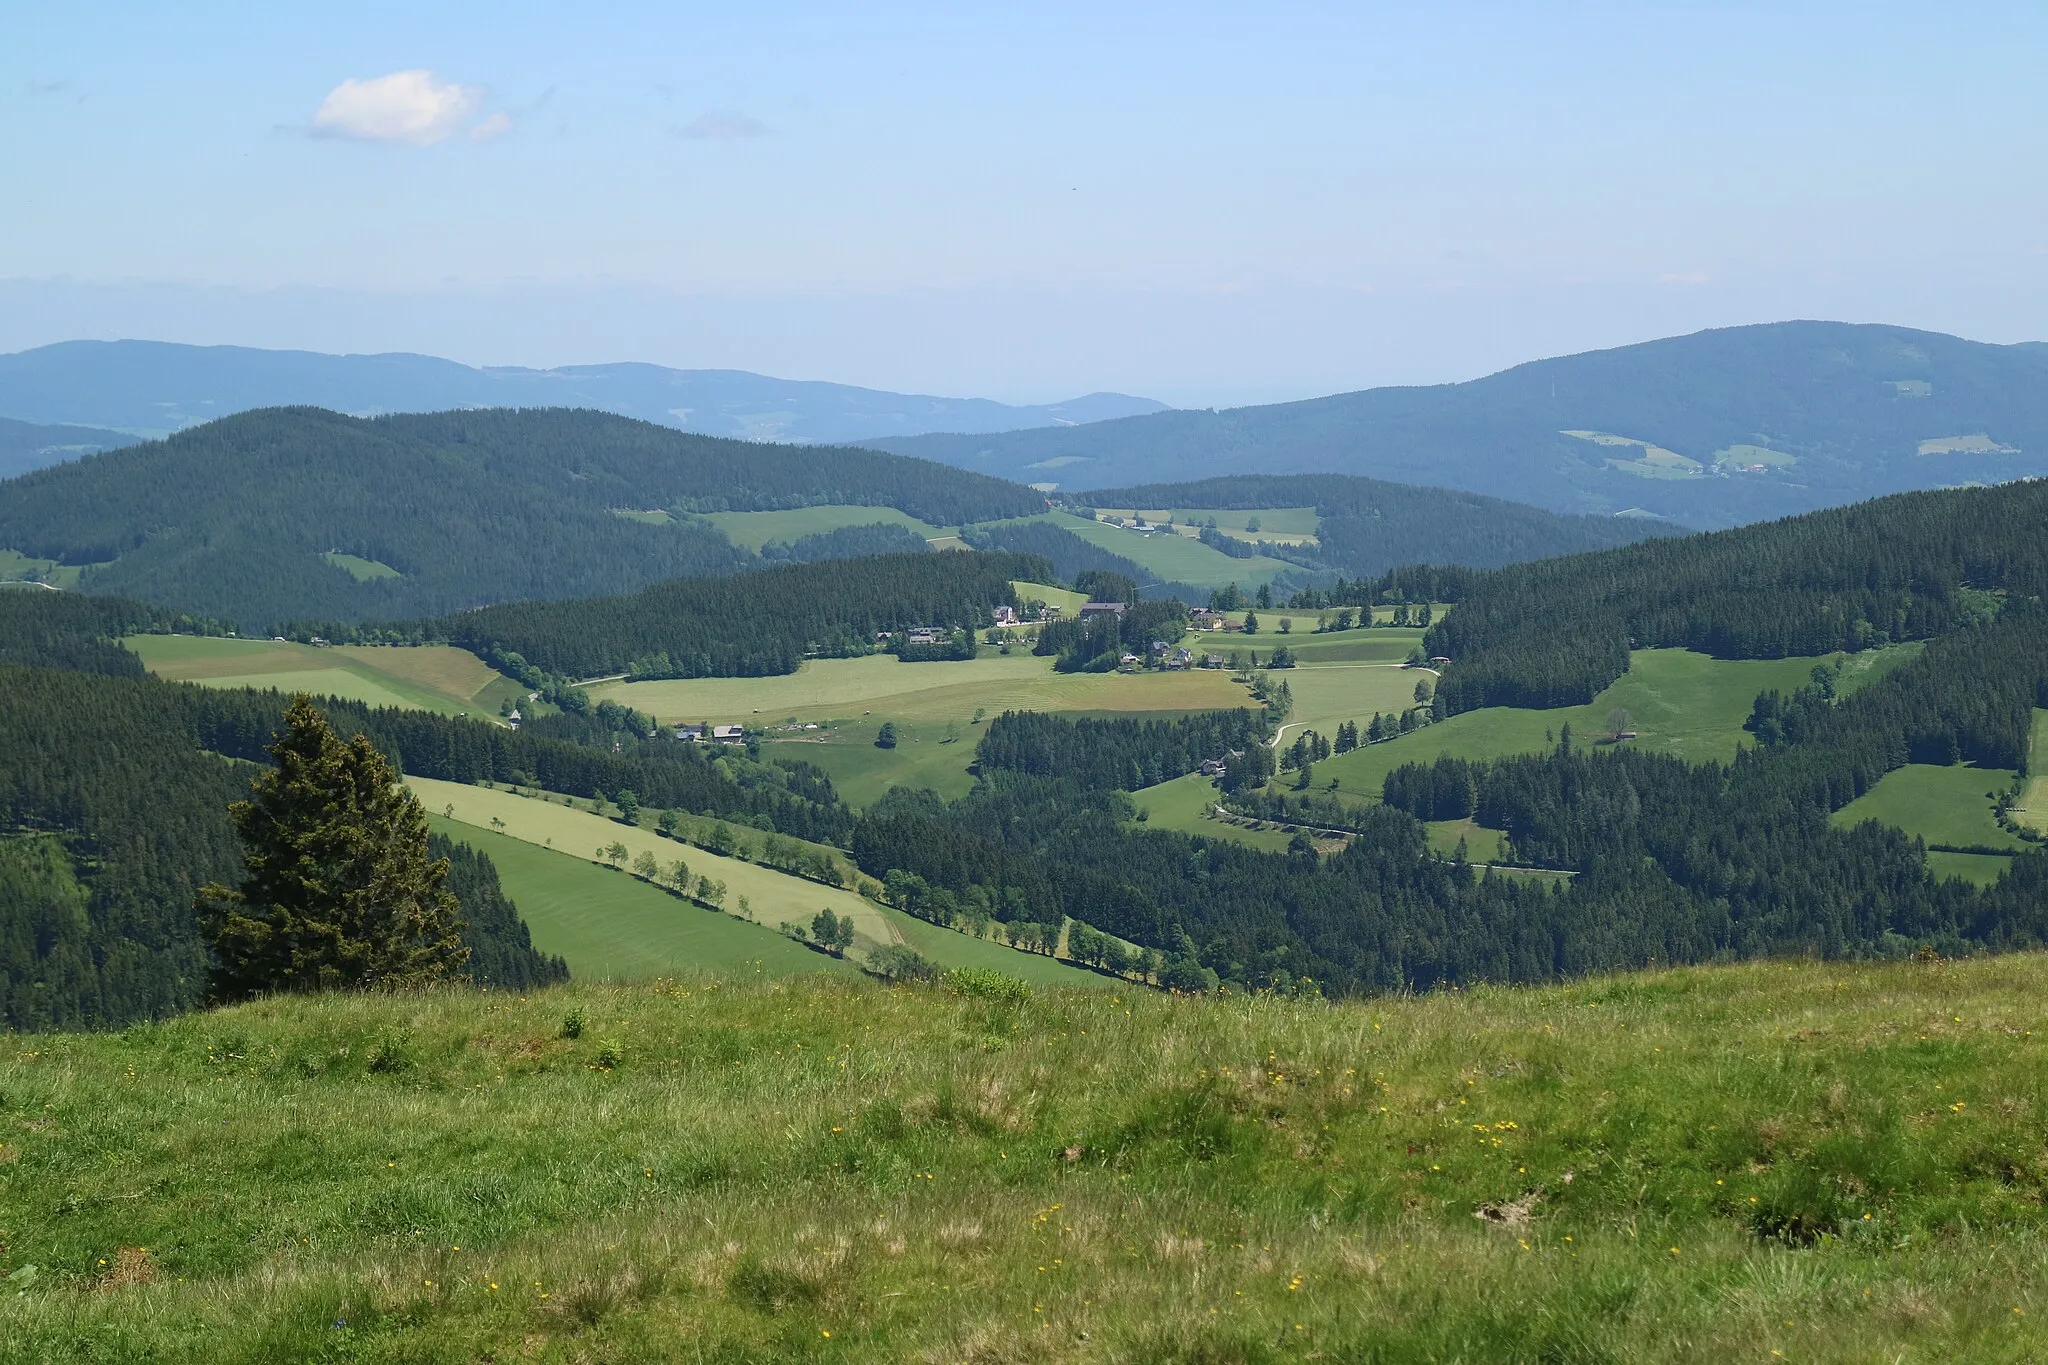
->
[416,778,1105,990]
[987,510,1299,590]
[596,651,1255,808]
[8,955,2048,1360]
[704,505,950,552]
[2018,709,2048,835]
[1315,646,1918,800]
[1831,764,2027,887]
[427,816,847,983]
[126,635,522,720]
[1134,771,1298,853]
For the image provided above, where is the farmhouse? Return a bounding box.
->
[1079,601,1129,618]
[1189,608,1224,630]
[993,605,1019,626]
[674,724,706,740]
[711,724,745,743]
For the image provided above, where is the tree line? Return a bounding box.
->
[433,550,1051,681]
[0,665,566,1030]
[1425,480,2048,713]
[975,708,1267,791]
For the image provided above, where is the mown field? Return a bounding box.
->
[2020,709,2048,835]
[415,778,1104,990]
[126,635,523,720]
[8,955,2048,1360]
[704,505,949,552]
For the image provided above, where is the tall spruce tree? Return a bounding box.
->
[200,695,469,1000]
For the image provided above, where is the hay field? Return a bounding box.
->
[126,635,518,719]
[2017,709,2048,835]
[587,651,1251,728]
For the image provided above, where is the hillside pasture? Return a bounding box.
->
[321,551,401,581]
[427,817,847,983]
[703,504,947,551]
[413,777,1106,988]
[766,723,982,808]
[1830,762,2025,886]
[1316,647,1904,799]
[2017,709,2048,835]
[0,548,86,588]
[1134,771,1297,853]
[1014,510,1299,590]
[1014,579,1088,615]
[126,635,520,719]
[589,651,1252,730]
[409,776,896,948]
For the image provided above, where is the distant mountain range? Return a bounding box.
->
[862,322,2048,528]
[0,416,138,479]
[0,340,1170,452]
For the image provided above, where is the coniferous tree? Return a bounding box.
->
[199,695,469,1000]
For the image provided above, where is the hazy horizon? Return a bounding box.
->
[7,2,2046,408]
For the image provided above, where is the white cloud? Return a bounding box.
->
[310,70,487,146]
[469,111,514,143]
[678,111,768,140]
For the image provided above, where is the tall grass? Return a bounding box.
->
[4,955,2046,1360]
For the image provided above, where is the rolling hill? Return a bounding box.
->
[0,415,136,479]
[0,339,1170,456]
[865,321,2048,527]
[1072,472,1676,578]
[0,406,1045,627]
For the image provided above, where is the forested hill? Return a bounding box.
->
[1424,478,2048,715]
[0,406,1044,627]
[0,338,1168,452]
[1079,473,1675,576]
[0,415,137,478]
[866,322,2048,527]
[434,550,1049,681]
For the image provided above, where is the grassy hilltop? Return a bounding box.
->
[6,957,2048,1361]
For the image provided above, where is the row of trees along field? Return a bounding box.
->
[1424,480,2048,713]
[431,550,1052,681]
[0,406,1046,627]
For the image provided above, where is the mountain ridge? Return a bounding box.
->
[0,339,1170,453]
[862,321,2048,528]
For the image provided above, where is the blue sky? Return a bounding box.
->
[4,1,2044,405]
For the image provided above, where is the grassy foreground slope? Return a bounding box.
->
[7,957,2048,1361]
